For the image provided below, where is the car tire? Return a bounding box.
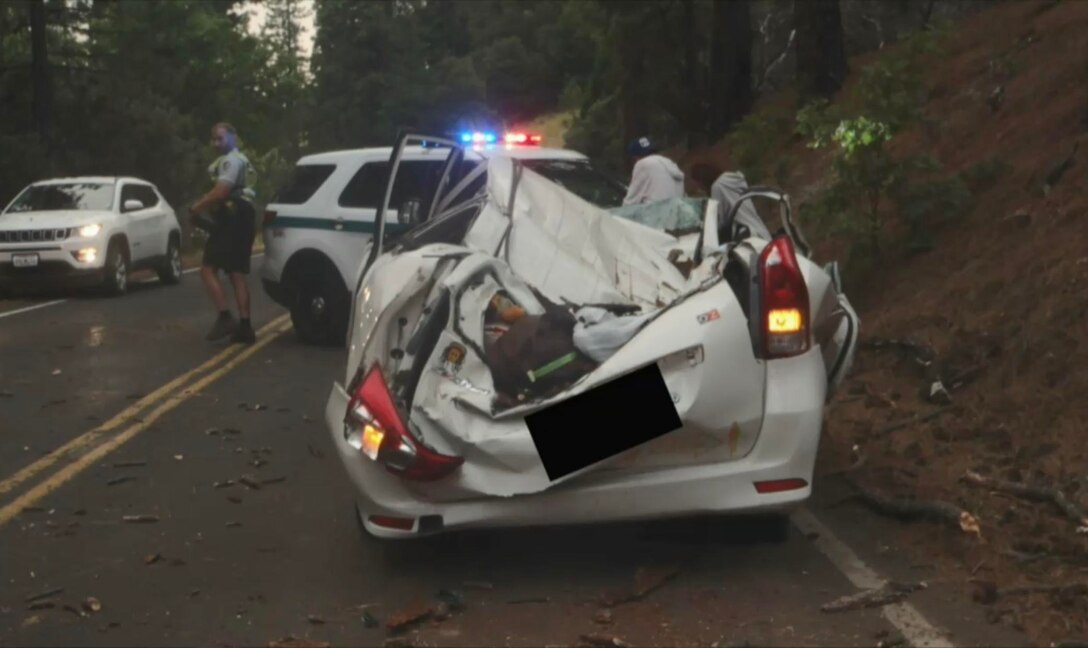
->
[157,235,183,285]
[102,241,128,297]
[290,263,349,347]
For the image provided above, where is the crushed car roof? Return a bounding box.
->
[297,144,587,166]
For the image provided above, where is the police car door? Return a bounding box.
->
[349,133,466,329]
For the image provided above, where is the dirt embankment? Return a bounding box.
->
[686,0,1088,644]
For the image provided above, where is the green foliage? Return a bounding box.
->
[0,0,307,237]
[796,20,969,262]
[795,98,839,146]
[851,22,950,131]
[564,93,624,177]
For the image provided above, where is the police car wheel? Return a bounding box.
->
[290,266,347,346]
[157,236,182,285]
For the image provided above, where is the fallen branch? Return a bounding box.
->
[861,337,936,366]
[878,408,952,434]
[846,476,981,537]
[947,365,985,391]
[600,565,680,607]
[821,581,927,613]
[961,471,1088,533]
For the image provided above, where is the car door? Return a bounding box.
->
[134,184,169,258]
[117,183,156,262]
[347,134,466,340]
[333,152,456,294]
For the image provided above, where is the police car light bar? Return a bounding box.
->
[503,132,543,145]
[459,131,542,146]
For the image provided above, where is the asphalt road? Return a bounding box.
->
[0,262,1030,648]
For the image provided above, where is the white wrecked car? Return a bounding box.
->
[325,133,859,541]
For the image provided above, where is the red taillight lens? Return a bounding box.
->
[754,478,808,494]
[262,209,277,227]
[758,236,809,358]
[368,515,415,531]
[345,363,464,482]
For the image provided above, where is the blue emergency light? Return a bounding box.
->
[458,130,541,146]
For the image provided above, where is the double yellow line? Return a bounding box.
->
[0,313,293,528]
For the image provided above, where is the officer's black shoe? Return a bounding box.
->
[231,320,256,345]
[206,311,237,342]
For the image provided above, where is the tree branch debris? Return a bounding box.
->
[845,476,982,537]
[821,581,927,613]
[961,470,1088,533]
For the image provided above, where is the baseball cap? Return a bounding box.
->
[627,136,658,157]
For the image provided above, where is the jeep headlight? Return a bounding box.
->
[78,224,101,237]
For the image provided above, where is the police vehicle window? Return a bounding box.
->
[519,159,628,208]
[133,185,159,208]
[338,160,446,210]
[4,182,114,213]
[274,163,336,205]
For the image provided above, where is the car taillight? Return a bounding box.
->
[344,363,464,482]
[262,209,277,227]
[758,236,809,358]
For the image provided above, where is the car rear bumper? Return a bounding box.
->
[327,348,827,539]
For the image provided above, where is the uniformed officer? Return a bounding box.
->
[189,121,258,344]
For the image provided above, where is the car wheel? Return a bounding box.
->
[290,264,348,346]
[157,236,183,285]
[102,241,128,297]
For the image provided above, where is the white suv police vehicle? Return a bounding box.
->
[260,133,629,345]
[0,176,183,296]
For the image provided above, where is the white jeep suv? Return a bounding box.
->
[260,139,629,346]
[0,176,184,296]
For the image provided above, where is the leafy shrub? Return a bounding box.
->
[796,20,970,262]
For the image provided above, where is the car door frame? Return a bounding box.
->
[116,182,157,263]
[135,183,169,259]
[349,132,466,337]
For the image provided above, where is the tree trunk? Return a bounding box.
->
[682,0,700,147]
[29,0,52,155]
[709,0,753,140]
[616,9,648,172]
[794,0,848,102]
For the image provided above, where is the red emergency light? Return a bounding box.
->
[503,132,542,146]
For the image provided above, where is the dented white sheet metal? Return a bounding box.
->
[462,156,709,309]
[339,157,844,499]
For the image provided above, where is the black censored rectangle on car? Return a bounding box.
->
[525,362,683,482]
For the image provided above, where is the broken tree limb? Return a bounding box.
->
[845,475,982,537]
[861,337,936,366]
[821,581,927,613]
[600,565,680,607]
[878,408,952,434]
[961,470,1088,533]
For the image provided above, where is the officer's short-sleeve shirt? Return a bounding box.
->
[209,149,255,201]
